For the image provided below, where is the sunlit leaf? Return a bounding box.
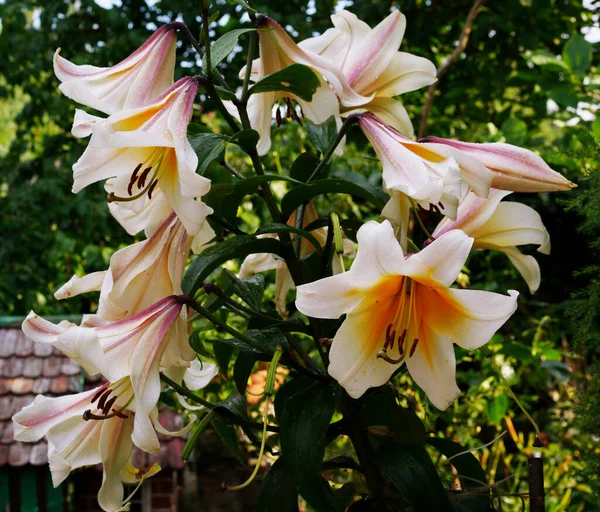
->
[249,64,321,102]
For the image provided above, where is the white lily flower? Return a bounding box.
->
[22,295,193,453]
[299,10,436,134]
[54,24,177,115]
[71,76,212,236]
[432,189,550,293]
[236,15,360,156]
[239,204,355,317]
[421,136,576,192]
[55,211,214,321]
[13,377,193,511]
[360,114,491,220]
[295,220,518,409]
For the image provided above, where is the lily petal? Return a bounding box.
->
[422,137,575,192]
[183,360,219,390]
[501,247,541,293]
[54,25,177,114]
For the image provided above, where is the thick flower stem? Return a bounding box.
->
[307,114,359,182]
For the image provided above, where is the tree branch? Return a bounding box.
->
[418,0,486,139]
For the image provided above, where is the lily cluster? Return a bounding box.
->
[13,25,218,511]
[12,8,575,511]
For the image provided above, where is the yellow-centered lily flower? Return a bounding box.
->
[296,220,518,409]
[71,76,212,236]
[54,24,177,115]
[22,295,193,453]
[432,189,550,293]
[13,377,192,511]
[299,10,436,135]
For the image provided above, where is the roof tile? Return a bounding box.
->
[32,377,52,395]
[68,375,81,393]
[22,356,44,378]
[11,395,34,418]
[50,375,70,394]
[8,442,30,467]
[29,442,48,466]
[62,360,80,376]
[10,377,34,395]
[6,357,24,378]
[15,332,34,357]
[42,356,63,377]
[0,330,18,358]
[33,343,54,358]
[1,421,14,444]
[0,397,14,420]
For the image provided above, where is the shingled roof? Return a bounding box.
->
[0,325,185,470]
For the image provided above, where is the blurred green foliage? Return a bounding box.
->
[1,0,599,510]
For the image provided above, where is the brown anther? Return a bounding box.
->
[398,329,407,355]
[429,203,441,215]
[112,409,129,419]
[91,387,107,404]
[97,389,112,411]
[438,201,445,210]
[291,105,303,126]
[409,338,419,358]
[102,396,118,416]
[128,163,143,195]
[138,166,152,188]
[147,179,158,199]
[384,324,393,350]
[220,482,228,492]
[275,106,282,127]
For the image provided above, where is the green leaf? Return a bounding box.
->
[485,393,509,424]
[214,341,233,378]
[548,86,579,108]
[359,387,426,445]
[202,183,238,224]
[275,377,342,512]
[214,389,248,421]
[593,117,600,140]
[501,118,527,146]
[254,458,299,512]
[305,116,338,154]
[563,35,592,76]
[212,417,246,465]
[234,352,256,393]
[226,0,256,13]
[281,179,388,218]
[222,269,265,310]
[290,152,321,184]
[256,223,323,254]
[182,235,284,295]
[249,64,321,102]
[230,129,260,154]
[374,443,453,512]
[427,437,487,489]
[213,328,287,357]
[189,133,229,175]
[214,85,238,102]
[448,492,490,512]
[541,360,572,381]
[205,28,255,70]
[526,50,570,73]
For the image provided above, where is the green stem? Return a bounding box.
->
[307,114,358,182]
[408,197,436,242]
[482,347,543,443]
[182,410,216,460]
[220,159,246,180]
[179,295,268,353]
[240,26,257,104]
[160,372,214,409]
[200,4,213,79]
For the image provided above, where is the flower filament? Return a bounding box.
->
[84,378,133,421]
[377,277,420,365]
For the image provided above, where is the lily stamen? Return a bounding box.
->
[409,338,419,358]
